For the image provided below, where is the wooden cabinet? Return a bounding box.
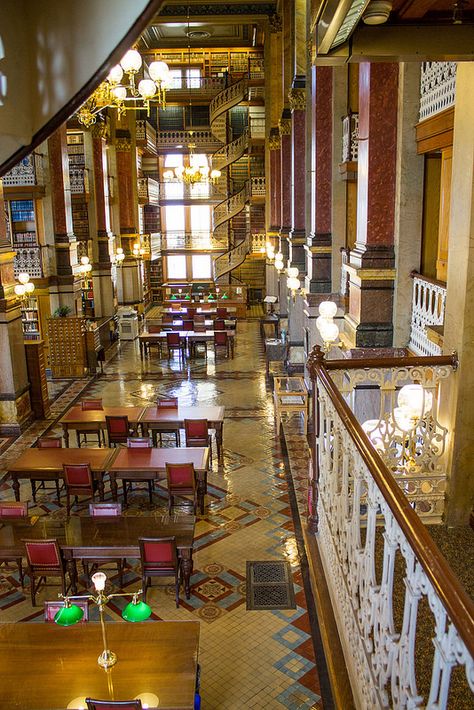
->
[24,340,50,418]
[47,316,87,378]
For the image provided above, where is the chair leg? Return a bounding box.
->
[16,558,24,587]
[168,494,173,515]
[142,575,148,603]
[123,480,128,507]
[175,571,180,608]
[30,480,37,503]
[66,492,71,516]
[55,479,61,504]
[147,481,153,504]
[117,560,124,588]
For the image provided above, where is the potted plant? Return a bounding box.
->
[52,305,72,318]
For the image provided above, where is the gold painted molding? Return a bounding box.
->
[278,118,292,136]
[115,137,132,152]
[345,264,396,282]
[268,134,281,150]
[288,88,306,112]
[91,123,109,140]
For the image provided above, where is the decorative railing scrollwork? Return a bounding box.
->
[419,62,457,121]
[308,349,473,709]
[211,128,249,172]
[210,79,248,143]
[213,232,251,280]
[408,271,446,356]
[341,113,359,163]
[14,246,43,278]
[213,182,250,231]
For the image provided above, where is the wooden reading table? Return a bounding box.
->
[8,448,117,503]
[60,406,145,447]
[139,330,235,359]
[0,513,196,597]
[0,620,199,709]
[108,447,210,513]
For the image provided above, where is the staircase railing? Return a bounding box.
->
[213,232,251,280]
[210,79,248,142]
[211,127,249,172]
[213,181,250,231]
[308,347,473,709]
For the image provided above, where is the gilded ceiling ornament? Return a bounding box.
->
[91,123,109,140]
[278,118,291,136]
[288,88,306,112]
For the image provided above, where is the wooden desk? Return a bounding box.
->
[0,620,199,709]
[8,448,117,503]
[273,376,309,435]
[60,406,145,447]
[108,447,209,513]
[139,331,235,359]
[0,513,195,597]
[140,406,225,462]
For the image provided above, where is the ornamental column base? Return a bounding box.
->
[343,263,396,348]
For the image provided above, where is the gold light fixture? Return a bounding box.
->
[79,256,92,277]
[132,241,146,260]
[14,272,35,301]
[77,49,171,128]
[113,247,125,266]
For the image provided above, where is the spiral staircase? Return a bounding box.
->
[209,79,253,281]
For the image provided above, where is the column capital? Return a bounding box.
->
[288,88,306,112]
[115,137,132,152]
[279,118,291,136]
[269,12,282,32]
[91,122,109,140]
[269,130,281,150]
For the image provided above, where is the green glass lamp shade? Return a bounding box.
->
[54,603,84,626]
[222,293,228,299]
[122,599,152,622]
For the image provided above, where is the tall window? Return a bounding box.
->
[164,205,185,233]
[163,154,184,199]
[192,254,211,279]
[190,205,211,236]
[167,255,187,280]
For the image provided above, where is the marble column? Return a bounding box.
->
[48,126,80,312]
[115,132,142,306]
[440,63,474,525]
[305,66,333,294]
[345,62,398,347]
[279,110,292,317]
[269,130,282,233]
[288,77,306,276]
[90,123,114,318]
[0,181,33,433]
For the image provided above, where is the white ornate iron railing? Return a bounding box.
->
[419,62,457,121]
[137,177,159,205]
[250,116,265,139]
[250,176,265,196]
[3,153,45,187]
[161,231,228,251]
[251,233,266,253]
[157,182,226,201]
[156,129,220,150]
[14,246,43,278]
[308,348,473,710]
[135,120,157,148]
[341,113,359,163]
[69,167,89,194]
[210,78,248,143]
[165,76,225,97]
[213,232,251,280]
[408,271,446,356]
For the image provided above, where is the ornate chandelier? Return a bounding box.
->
[77,49,171,128]
[163,138,221,185]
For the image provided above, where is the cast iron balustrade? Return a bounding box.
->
[408,271,446,356]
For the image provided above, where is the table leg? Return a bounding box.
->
[110,474,118,501]
[63,425,69,448]
[216,423,223,462]
[67,558,78,595]
[12,475,20,502]
[181,552,193,599]
[97,474,105,502]
[197,473,207,515]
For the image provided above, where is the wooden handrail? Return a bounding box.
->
[410,270,447,288]
[324,353,458,371]
[309,347,474,658]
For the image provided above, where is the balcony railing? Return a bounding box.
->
[251,233,266,253]
[419,62,457,122]
[3,153,44,187]
[14,246,43,278]
[164,76,225,99]
[408,271,446,356]
[250,176,265,197]
[308,348,473,710]
[341,113,359,163]
[161,231,228,251]
[157,129,220,151]
[158,182,226,202]
[138,177,160,205]
[250,117,265,139]
[136,120,157,153]
[214,233,250,280]
[69,167,89,194]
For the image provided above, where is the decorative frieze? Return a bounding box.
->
[419,62,457,121]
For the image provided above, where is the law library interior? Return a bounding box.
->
[0,1,473,708]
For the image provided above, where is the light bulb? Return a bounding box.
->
[319,320,339,344]
[14,284,26,296]
[397,384,433,420]
[210,169,221,180]
[92,571,107,591]
[138,79,156,100]
[107,64,123,84]
[287,266,299,279]
[120,49,142,74]
[85,263,92,273]
[18,272,30,285]
[25,282,35,293]
[111,85,127,102]
[80,256,89,266]
[149,60,170,83]
[318,301,338,318]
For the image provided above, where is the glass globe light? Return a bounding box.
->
[18,272,30,285]
[397,384,433,420]
[275,252,283,261]
[319,320,339,344]
[138,79,156,100]
[287,266,299,279]
[319,300,338,318]
[107,64,123,85]
[120,49,142,74]
[80,256,90,266]
[149,60,170,83]
[14,284,26,296]
[111,85,127,102]
[210,169,221,180]
[25,282,35,293]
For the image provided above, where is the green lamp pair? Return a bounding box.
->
[54,595,152,626]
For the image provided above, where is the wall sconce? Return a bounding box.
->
[287,266,301,299]
[316,300,341,352]
[79,256,93,277]
[54,571,152,669]
[132,242,146,260]
[14,272,35,301]
[274,252,284,272]
[113,247,125,266]
[266,242,275,261]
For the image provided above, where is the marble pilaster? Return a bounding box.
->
[269,130,282,232]
[288,77,306,276]
[279,109,292,242]
[115,131,141,306]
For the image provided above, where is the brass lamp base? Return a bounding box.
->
[98,649,117,669]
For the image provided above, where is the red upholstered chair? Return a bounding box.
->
[146,324,163,357]
[33,437,63,503]
[148,324,161,333]
[77,399,105,447]
[166,462,197,515]
[213,330,230,358]
[194,313,205,324]
[184,419,213,465]
[86,700,142,710]
[83,503,125,587]
[187,307,197,319]
[122,438,153,505]
[182,319,194,331]
[63,463,98,515]
[214,318,225,331]
[162,314,174,324]
[191,322,207,358]
[23,539,68,606]
[44,598,89,623]
[139,536,181,607]
[155,397,180,446]
[0,502,28,587]
[105,415,133,447]
[216,307,228,318]
[166,332,185,363]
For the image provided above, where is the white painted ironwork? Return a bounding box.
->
[157,129,219,149]
[162,231,227,251]
[137,177,159,204]
[250,176,265,196]
[13,246,43,278]
[135,120,157,147]
[69,167,89,194]
[341,113,359,162]
[315,374,473,709]
[333,362,454,522]
[408,274,446,356]
[250,116,265,139]
[3,153,44,186]
[165,76,225,98]
[419,62,457,121]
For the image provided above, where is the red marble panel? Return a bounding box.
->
[92,137,107,233]
[315,67,333,235]
[271,148,282,229]
[292,110,306,231]
[281,133,292,230]
[48,126,73,236]
[116,150,136,232]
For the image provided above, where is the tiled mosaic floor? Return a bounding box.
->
[0,322,328,709]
